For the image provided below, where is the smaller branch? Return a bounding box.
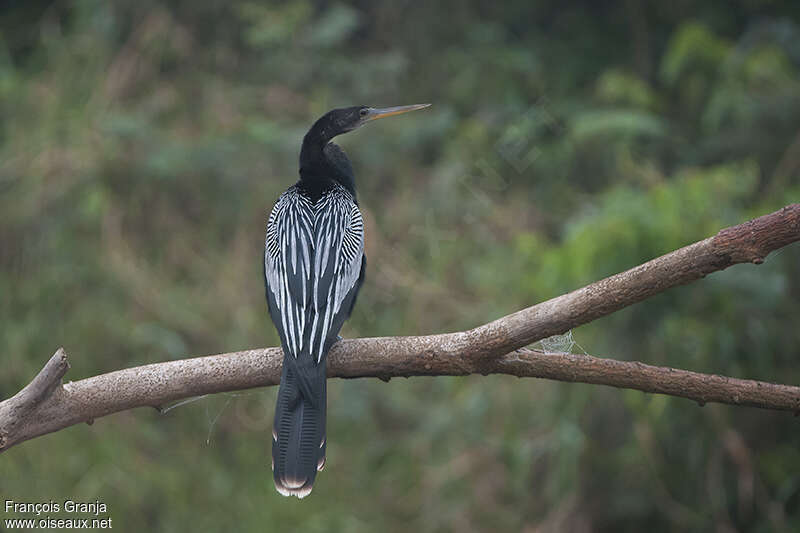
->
[505,349,800,412]
[18,348,70,408]
[0,348,69,449]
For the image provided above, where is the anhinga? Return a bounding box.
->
[264,103,430,498]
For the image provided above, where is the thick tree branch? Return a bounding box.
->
[1,204,798,453]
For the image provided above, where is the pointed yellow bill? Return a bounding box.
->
[364,103,431,121]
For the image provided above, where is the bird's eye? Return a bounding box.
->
[359,108,369,117]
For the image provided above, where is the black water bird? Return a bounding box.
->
[264,103,430,498]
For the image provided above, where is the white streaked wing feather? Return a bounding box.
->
[265,187,314,356]
[309,185,364,363]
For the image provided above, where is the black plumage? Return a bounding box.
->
[264,104,429,498]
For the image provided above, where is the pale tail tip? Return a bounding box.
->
[275,477,313,499]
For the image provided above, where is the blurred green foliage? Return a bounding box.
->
[1,1,799,531]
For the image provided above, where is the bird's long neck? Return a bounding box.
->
[299,122,356,199]
[299,120,330,173]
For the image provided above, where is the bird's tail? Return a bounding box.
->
[271,357,327,498]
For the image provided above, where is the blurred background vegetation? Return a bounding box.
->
[1,1,799,531]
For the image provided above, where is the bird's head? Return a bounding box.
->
[319,104,431,139]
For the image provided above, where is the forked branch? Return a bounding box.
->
[1,204,798,453]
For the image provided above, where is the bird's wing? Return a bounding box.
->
[308,185,365,363]
[264,186,315,358]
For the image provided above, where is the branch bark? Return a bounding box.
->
[1,204,799,453]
